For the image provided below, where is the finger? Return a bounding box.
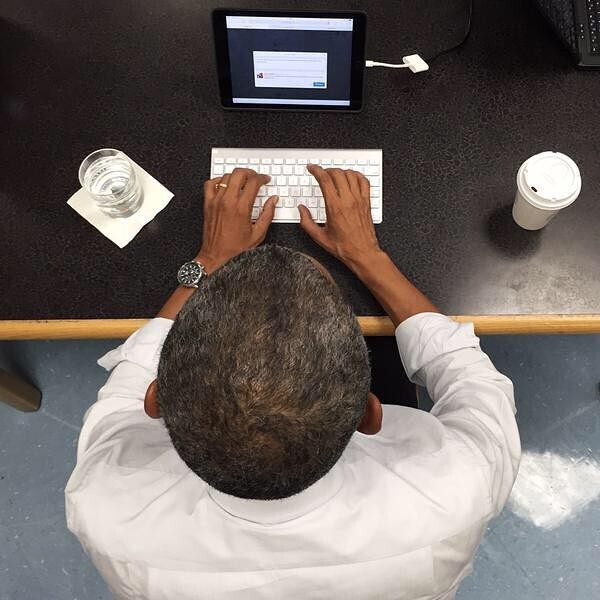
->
[326,168,352,197]
[204,177,222,203]
[241,173,271,207]
[346,170,362,198]
[298,204,329,248]
[307,164,338,198]
[226,168,252,197]
[358,172,371,205]
[252,196,278,243]
[214,173,231,201]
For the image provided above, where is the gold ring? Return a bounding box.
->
[217,182,228,189]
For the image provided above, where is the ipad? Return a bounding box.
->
[212,9,367,111]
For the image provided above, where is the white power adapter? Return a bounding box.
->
[365,54,429,74]
[401,54,430,73]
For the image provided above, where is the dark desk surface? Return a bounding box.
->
[1,0,599,321]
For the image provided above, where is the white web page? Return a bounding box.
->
[253,51,328,89]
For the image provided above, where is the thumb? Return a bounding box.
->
[253,196,277,243]
[298,204,328,246]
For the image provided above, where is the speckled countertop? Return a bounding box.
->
[1,0,598,319]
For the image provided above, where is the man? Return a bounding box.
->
[66,165,520,599]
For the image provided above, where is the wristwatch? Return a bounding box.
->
[177,260,207,288]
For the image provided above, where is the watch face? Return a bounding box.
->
[178,262,203,286]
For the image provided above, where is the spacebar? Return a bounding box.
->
[273,207,301,221]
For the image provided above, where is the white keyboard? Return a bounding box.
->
[210,148,383,224]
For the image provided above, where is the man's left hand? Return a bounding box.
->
[196,168,278,273]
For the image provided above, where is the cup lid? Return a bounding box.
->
[520,151,581,209]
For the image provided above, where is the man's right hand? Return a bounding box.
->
[299,165,384,270]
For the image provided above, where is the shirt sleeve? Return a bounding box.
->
[395,312,521,515]
[76,317,174,458]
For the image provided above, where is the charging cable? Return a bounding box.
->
[365,55,429,73]
[365,0,473,74]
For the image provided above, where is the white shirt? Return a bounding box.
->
[66,313,520,600]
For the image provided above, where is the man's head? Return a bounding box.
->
[146,245,381,500]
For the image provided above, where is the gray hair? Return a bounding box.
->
[157,245,370,500]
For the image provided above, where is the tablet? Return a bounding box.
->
[212,9,367,111]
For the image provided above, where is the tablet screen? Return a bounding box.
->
[214,11,366,111]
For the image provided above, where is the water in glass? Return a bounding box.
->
[79,149,143,217]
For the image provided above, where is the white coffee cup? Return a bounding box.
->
[513,151,581,230]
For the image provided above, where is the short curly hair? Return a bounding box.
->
[157,245,370,500]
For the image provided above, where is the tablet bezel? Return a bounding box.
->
[212,9,367,112]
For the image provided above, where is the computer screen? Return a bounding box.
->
[221,15,360,108]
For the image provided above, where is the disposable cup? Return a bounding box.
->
[513,151,581,230]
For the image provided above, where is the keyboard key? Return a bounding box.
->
[271,165,282,175]
[294,165,304,175]
[279,186,289,196]
[276,176,287,186]
[314,187,323,198]
[289,175,299,186]
[261,158,272,164]
[298,158,308,165]
[365,166,379,175]
[226,157,236,164]
[346,158,356,165]
[357,159,367,165]
[308,198,318,207]
[274,207,300,220]
[318,198,326,208]
[238,158,248,164]
[251,207,260,220]
[276,197,283,208]
[285,158,296,164]
[318,209,327,221]
[321,158,332,165]
[274,158,284,164]
[284,197,295,208]
[267,186,278,196]
[214,157,225,164]
[302,186,312,197]
[334,158,344,165]
[300,176,310,186]
[283,165,293,175]
[370,196,380,208]
[369,176,380,186]
[213,165,224,175]
[309,207,318,220]
[310,158,320,164]
[290,187,301,197]
[371,187,381,197]
[259,165,270,175]
[250,158,260,164]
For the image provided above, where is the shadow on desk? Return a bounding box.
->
[365,337,418,409]
[486,204,542,258]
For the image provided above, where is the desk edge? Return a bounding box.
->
[1,315,600,339]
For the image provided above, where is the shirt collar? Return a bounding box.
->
[207,461,345,525]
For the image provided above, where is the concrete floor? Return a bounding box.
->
[1,335,599,600]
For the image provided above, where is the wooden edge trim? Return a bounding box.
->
[0,315,600,339]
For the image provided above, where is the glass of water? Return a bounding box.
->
[79,149,143,218]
